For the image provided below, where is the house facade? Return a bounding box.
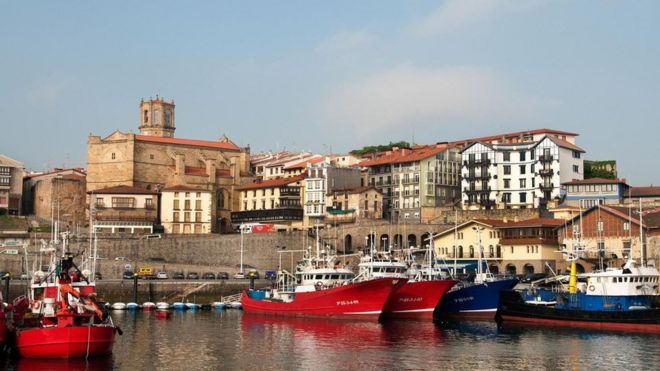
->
[0,154,24,215]
[23,168,87,227]
[325,187,383,225]
[161,185,213,234]
[304,161,362,227]
[90,185,158,234]
[562,178,629,208]
[231,174,305,229]
[497,218,566,276]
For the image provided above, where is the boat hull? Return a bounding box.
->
[241,278,406,321]
[434,278,519,320]
[496,290,660,333]
[15,325,116,358]
[0,314,7,346]
[382,279,457,320]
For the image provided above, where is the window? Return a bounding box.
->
[145,198,153,209]
[111,153,116,160]
[195,200,201,210]
[503,165,511,175]
[573,165,579,173]
[520,179,526,188]
[503,152,510,161]
[573,151,581,159]
[597,220,604,232]
[112,197,135,208]
[150,154,154,160]
[173,212,179,222]
[504,179,510,189]
[185,192,190,197]
[143,110,149,123]
[172,224,180,233]
[184,212,190,222]
[519,151,526,161]
[519,165,526,174]
[502,193,511,203]
[623,222,630,231]
[184,200,191,210]
[173,199,179,209]
[519,192,527,203]
[195,212,201,222]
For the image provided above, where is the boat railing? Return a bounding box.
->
[276,269,297,292]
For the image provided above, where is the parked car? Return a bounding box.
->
[114,256,127,261]
[122,271,135,279]
[173,272,185,280]
[202,272,216,280]
[186,272,200,280]
[94,272,103,280]
[217,272,229,279]
[264,270,276,280]
[233,272,246,279]
[19,272,29,280]
[247,271,260,279]
[136,267,154,279]
[156,271,168,279]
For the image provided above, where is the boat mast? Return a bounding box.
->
[639,198,645,266]
[474,226,483,279]
[453,210,457,278]
[240,223,245,274]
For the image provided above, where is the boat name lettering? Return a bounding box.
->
[336,300,359,306]
[399,297,423,303]
[454,296,474,303]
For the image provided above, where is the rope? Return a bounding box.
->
[86,312,93,360]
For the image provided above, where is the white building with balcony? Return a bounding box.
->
[304,161,361,227]
[461,134,584,210]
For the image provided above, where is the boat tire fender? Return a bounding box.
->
[315,281,324,290]
[588,285,595,292]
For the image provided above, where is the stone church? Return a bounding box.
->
[86,97,252,233]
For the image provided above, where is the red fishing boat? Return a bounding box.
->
[357,246,457,320]
[0,298,7,347]
[12,238,119,358]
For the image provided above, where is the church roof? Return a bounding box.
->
[135,135,240,151]
[88,185,158,195]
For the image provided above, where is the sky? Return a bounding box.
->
[1,1,659,184]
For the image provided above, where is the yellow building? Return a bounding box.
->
[498,218,566,276]
[161,185,213,234]
[433,219,505,274]
[86,97,252,233]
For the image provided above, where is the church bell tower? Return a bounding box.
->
[139,96,176,137]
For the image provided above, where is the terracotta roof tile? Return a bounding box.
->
[283,156,324,170]
[359,144,450,167]
[162,185,211,192]
[236,174,306,191]
[628,186,660,197]
[450,128,578,146]
[136,135,240,151]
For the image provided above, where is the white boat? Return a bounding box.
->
[212,302,226,310]
[142,302,156,311]
[111,302,127,310]
[126,302,140,310]
[228,301,242,309]
[155,302,170,310]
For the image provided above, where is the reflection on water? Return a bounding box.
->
[3,310,660,370]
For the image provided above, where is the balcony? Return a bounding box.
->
[538,168,554,177]
[94,209,157,222]
[463,159,491,168]
[539,154,553,163]
[324,209,357,224]
[463,186,490,194]
[464,173,491,181]
[231,207,303,223]
[540,183,554,192]
[279,188,300,197]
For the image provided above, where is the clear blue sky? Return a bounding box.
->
[1,1,659,185]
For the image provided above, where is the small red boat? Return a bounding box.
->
[154,310,171,319]
[13,251,119,358]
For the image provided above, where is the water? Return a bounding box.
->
[3,310,659,370]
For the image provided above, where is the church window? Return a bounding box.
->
[111,153,115,160]
[143,110,148,123]
[150,154,154,160]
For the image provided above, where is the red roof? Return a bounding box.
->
[284,156,324,170]
[89,185,158,195]
[136,135,240,151]
[546,135,585,153]
[496,218,565,228]
[327,186,382,195]
[162,185,210,192]
[236,174,306,191]
[450,128,578,146]
[562,178,627,186]
[359,144,450,167]
[472,219,516,228]
[628,186,660,198]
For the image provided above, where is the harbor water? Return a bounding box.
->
[2,310,659,370]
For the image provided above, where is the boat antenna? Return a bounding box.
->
[639,198,645,266]
[452,210,457,279]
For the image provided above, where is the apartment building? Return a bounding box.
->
[304,161,361,227]
[360,144,461,222]
[0,154,24,215]
[231,174,305,229]
[325,187,383,225]
[89,185,158,234]
[461,134,584,210]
